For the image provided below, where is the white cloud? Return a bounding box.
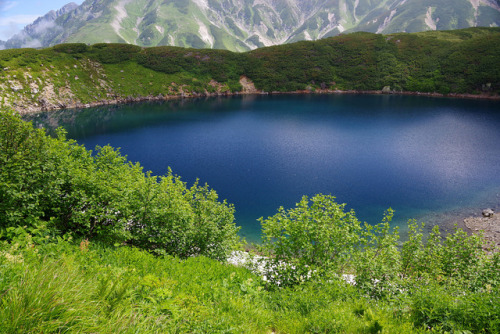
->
[0,14,39,40]
[22,38,42,48]
[0,1,19,14]
[32,19,57,34]
[0,14,40,26]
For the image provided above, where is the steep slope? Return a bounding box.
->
[5,0,500,51]
[349,0,500,34]
[4,2,79,49]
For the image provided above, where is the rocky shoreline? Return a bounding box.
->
[464,208,500,250]
[12,87,500,115]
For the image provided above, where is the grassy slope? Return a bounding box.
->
[0,238,419,333]
[0,27,499,114]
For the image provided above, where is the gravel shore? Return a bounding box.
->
[464,211,500,250]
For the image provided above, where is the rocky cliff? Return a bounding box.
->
[4,0,500,51]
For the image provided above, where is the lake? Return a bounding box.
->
[28,94,500,242]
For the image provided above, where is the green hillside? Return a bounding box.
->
[1,28,499,114]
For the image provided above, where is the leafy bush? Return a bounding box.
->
[0,111,239,260]
[260,194,364,286]
[259,193,500,331]
[352,210,401,299]
[52,43,89,54]
[89,43,142,64]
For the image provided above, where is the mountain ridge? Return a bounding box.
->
[4,0,500,51]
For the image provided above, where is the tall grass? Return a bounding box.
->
[0,237,423,333]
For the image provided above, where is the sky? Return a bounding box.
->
[0,0,84,41]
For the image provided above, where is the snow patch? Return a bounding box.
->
[328,13,336,23]
[479,0,500,11]
[303,30,312,41]
[353,0,360,22]
[155,25,164,34]
[111,0,133,42]
[196,18,214,48]
[192,0,209,11]
[425,7,437,30]
[337,24,345,33]
[470,0,480,10]
[376,9,397,34]
[133,17,144,45]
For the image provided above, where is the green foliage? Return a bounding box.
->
[353,210,401,299]
[0,111,239,260]
[0,236,420,333]
[260,194,500,331]
[89,43,142,63]
[52,43,89,54]
[409,280,500,333]
[242,28,500,93]
[260,194,363,286]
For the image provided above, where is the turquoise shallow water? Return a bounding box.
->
[28,94,500,243]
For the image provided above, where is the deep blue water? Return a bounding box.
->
[29,94,500,242]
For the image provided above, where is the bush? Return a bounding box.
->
[52,43,89,54]
[0,111,239,260]
[260,194,365,286]
[89,43,142,64]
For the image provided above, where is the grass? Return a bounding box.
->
[0,238,423,333]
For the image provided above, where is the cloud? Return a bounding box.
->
[22,38,42,48]
[0,14,39,40]
[0,1,19,15]
[32,19,58,35]
[0,14,40,26]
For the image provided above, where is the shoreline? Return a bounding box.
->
[15,88,500,250]
[13,88,500,115]
[412,200,500,250]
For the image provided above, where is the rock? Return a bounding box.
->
[382,86,391,93]
[9,81,23,92]
[482,208,495,217]
[465,210,500,251]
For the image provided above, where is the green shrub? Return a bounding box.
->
[52,43,89,54]
[260,194,364,286]
[0,111,239,260]
[89,43,142,63]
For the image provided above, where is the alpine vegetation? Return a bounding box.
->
[1,111,499,333]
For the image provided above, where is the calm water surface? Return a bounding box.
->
[29,94,500,242]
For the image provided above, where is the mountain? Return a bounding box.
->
[4,0,500,51]
[4,2,79,49]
